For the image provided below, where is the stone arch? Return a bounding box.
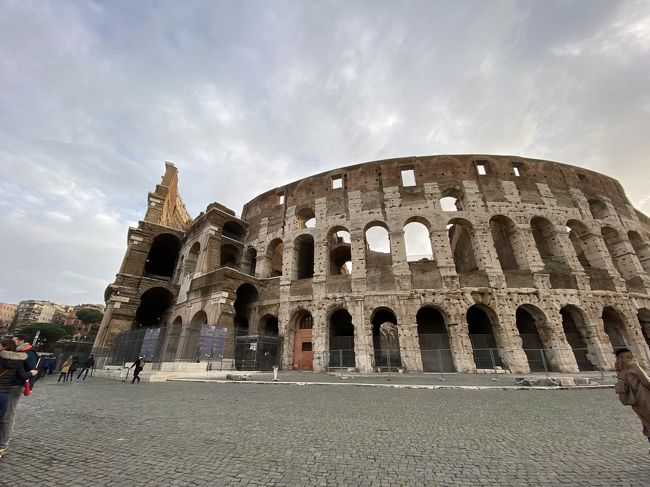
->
[259,314,279,336]
[134,287,174,329]
[295,206,316,229]
[403,219,433,261]
[417,306,454,372]
[222,221,246,241]
[182,310,208,360]
[489,215,521,271]
[265,238,284,277]
[588,199,608,220]
[328,226,352,275]
[531,216,574,288]
[291,309,314,370]
[466,304,503,369]
[448,218,478,274]
[144,233,181,280]
[364,221,392,266]
[370,307,401,370]
[294,234,315,279]
[439,187,464,211]
[560,305,596,371]
[629,231,650,274]
[515,304,559,372]
[220,243,240,268]
[234,283,259,337]
[602,306,629,350]
[328,308,355,368]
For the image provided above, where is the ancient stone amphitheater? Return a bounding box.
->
[94,155,650,375]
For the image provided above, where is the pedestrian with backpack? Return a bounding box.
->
[130,356,145,383]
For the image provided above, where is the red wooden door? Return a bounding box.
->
[293,328,313,370]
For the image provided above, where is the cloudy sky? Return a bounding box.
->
[1,0,649,305]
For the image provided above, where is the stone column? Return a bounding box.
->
[473,223,506,288]
[493,309,530,374]
[93,302,115,353]
[397,300,422,372]
[447,318,476,373]
[349,228,367,293]
[555,225,591,290]
[349,299,371,372]
[390,228,411,290]
[430,228,459,288]
[518,227,545,273]
[538,312,579,373]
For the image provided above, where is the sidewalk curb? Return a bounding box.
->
[168,378,615,391]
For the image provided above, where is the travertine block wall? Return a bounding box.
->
[97,156,650,374]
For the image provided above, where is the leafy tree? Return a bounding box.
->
[20,323,75,349]
[76,308,103,324]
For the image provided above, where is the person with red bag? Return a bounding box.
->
[0,338,37,459]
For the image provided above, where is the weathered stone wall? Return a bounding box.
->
[96,156,650,374]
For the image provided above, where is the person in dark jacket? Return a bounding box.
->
[67,356,79,381]
[76,354,95,380]
[130,356,145,384]
[1,338,37,458]
[13,335,38,389]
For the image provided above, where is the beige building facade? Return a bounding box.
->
[93,155,650,374]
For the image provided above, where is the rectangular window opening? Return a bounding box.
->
[476,164,487,176]
[401,168,416,187]
[331,175,343,189]
[277,193,285,205]
[301,342,313,352]
[513,166,521,177]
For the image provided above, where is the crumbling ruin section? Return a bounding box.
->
[94,155,650,375]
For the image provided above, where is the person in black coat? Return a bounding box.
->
[1,338,38,458]
[76,354,95,380]
[130,356,145,384]
[67,356,80,381]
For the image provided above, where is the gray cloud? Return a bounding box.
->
[0,0,648,304]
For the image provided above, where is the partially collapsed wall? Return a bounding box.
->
[94,155,650,374]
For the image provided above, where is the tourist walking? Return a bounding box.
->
[77,354,95,380]
[57,357,72,383]
[13,335,39,390]
[615,348,650,448]
[67,356,79,381]
[130,356,145,384]
[0,338,38,459]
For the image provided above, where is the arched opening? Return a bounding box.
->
[222,221,246,242]
[266,239,284,277]
[440,188,464,211]
[234,284,259,337]
[328,227,352,275]
[371,308,401,371]
[365,223,392,266]
[162,316,182,362]
[602,306,628,350]
[329,308,355,368]
[629,231,650,274]
[515,306,557,372]
[293,310,314,370]
[467,305,503,369]
[259,314,279,336]
[588,199,608,220]
[134,287,174,329]
[183,310,208,360]
[448,219,478,274]
[144,233,181,280]
[295,207,316,229]
[220,243,239,268]
[638,308,650,350]
[531,217,574,288]
[602,226,627,277]
[561,305,595,370]
[183,242,201,277]
[242,247,257,276]
[566,221,592,269]
[489,215,521,271]
[294,234,315,280]
[404,220,433,261]
[417,307,454,372]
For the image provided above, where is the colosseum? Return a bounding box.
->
[93,155,650,376]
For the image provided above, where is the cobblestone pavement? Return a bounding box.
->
[2,377,649,486]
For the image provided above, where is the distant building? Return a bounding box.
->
[14,300,71,330]
[0,303,17,335]
[64,304,105,341]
